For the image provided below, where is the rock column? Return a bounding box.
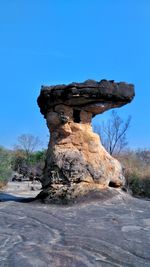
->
[37,79,135,203]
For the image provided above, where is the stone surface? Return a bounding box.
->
[0,186,150,267]
[37,79,134,116]
[37,79,135,203]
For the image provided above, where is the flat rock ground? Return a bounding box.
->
[0,182,149,267]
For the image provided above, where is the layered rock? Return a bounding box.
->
[37,79,135,203]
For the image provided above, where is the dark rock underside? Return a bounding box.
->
[38,79,135,116]
[0,189,149,267]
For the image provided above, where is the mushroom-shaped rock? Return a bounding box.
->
[37,79,135,203]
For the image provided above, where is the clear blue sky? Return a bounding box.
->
[0,0,150,149]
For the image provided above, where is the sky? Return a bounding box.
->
[0,0,150,149]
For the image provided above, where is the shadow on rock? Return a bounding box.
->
[36,187,128,205]
[0,192,35,203]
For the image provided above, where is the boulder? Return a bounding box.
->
[37,79,135,203]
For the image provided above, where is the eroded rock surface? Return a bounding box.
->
[0,189,149,267]
[37,79,134,203]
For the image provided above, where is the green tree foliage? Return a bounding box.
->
[11,149,26,173]
[11,147,46,180]
[15,134,42,162]
[28,150,46,165]
[0,147,12,187]
[12,134,45,180]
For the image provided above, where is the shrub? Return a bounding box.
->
[11,149,46,180]
[0,147,12,188]
[117,149,150,198]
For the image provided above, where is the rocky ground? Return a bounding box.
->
[0,182,149,267]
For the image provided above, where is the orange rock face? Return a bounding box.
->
[37,79,135,203]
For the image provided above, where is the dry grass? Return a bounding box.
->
[0,180,7,189]
[117,150,150,198]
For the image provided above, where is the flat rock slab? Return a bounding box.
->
[0,190,149,267]
[38,79,135,115]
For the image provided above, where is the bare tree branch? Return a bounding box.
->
[93,111,131,155]
[16,134,42,159]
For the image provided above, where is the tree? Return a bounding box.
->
[136,149,150,165]
[94,111,131,155]
[16,134,42,161]
[11,148,26,174]
[13,134,44,180]
[0,146,12,187]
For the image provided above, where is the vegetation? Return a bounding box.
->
[11,134,46,181]
[118,149,150,198]
[0,147,12,188]
[11,148,46,181]
[0,130,150,198]
[0,134,46,188]
[94,110,131,155]
[94,111,150,198]
[15,134,42,163]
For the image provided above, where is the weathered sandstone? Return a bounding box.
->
[0,188,149,267]
[37,79,135,203]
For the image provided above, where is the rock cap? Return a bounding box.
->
[37,79,135,116]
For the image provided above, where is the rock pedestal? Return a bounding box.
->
[37,79,134,203]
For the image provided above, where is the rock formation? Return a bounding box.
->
[37,79,135,203]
